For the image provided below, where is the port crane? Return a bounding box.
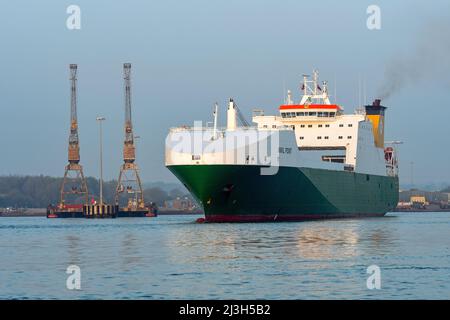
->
[59,64,89,208]
[114,63,146,211]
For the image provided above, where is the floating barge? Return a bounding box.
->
[47,203,118,218]
[117,202,158,217]
[47,204,83,218]
[117,209,156,218]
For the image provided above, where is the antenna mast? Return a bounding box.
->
[299,70,331,105]
[115,63,146,211]
[60,64,89,207]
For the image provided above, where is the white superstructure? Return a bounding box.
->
[165,71,398,177]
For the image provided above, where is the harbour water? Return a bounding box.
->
[0,212,449,299]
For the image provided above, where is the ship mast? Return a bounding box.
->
[299,70,331,105]
[59,64,89,207]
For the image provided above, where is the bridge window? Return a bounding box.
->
[296,112,305,116]
[281,112,286,118]
[330,112,336,117]
[323,112,329,117]
[308,112,317,116]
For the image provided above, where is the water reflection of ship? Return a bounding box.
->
[296,223,394,259]
[168,220,394,263]
[167,227,239,267]
[296,226,360,260]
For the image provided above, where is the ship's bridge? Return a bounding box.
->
[279,104,344,121]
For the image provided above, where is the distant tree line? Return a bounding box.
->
[0,175,191,208]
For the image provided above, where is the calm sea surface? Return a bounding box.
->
[0,212,449,299]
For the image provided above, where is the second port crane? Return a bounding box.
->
[115,63,154,217]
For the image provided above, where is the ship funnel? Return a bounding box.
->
[365,99,386,148]
[227,98,237,131]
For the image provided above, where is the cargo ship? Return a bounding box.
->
[165,71,399,222]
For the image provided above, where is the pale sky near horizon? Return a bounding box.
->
[0,0,449,186]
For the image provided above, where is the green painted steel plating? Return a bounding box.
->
[167,164,399,221]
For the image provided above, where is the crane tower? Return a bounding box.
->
[114,63,146,211]
[59,64,89,208]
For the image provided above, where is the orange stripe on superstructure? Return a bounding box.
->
[279,104,342,110]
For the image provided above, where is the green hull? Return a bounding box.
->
[167,165,399,222]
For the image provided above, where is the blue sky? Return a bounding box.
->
[0,0,449,185]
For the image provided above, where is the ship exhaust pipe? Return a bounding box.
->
[372,99,381,107]
[365,99,386,148]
